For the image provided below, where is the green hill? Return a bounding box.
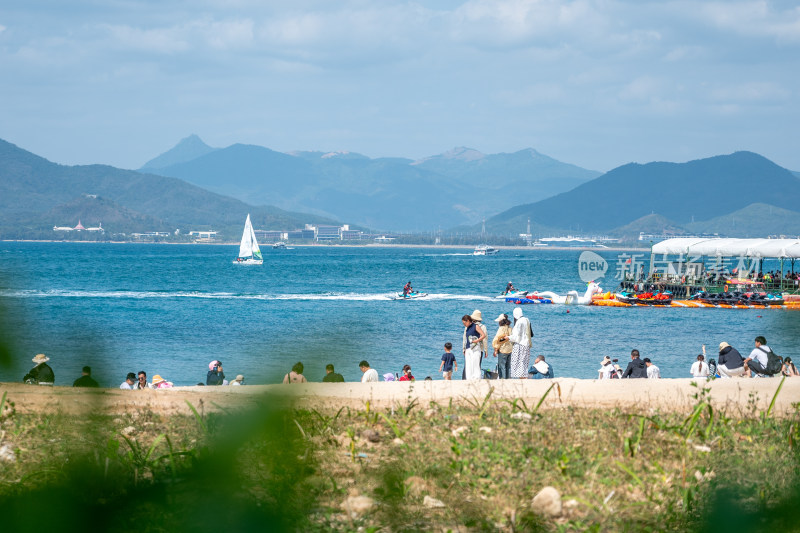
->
[0,138,338,240]
[486,152,800,236]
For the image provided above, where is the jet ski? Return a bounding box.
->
[393,291,428,300]
[496,290,528,299]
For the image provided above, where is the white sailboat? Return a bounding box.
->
[233,214,263,265]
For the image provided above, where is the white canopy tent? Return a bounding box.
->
[651,238,800,258]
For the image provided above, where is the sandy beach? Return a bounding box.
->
[2,377,796,417]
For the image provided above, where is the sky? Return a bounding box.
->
[1,0,799,173]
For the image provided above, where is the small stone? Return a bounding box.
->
[121,426,137,436]
[342,495,375,517]
[511,412,532,421]
[479,426,492,433]
[531,486,562,517]
[0,444,16,463]
[451,426,468,437]
[362,429,381,443]
[393,438,405,446]
[424,495,446,508]
[693,444,711,453]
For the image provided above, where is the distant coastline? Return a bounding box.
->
[1,239,649,252]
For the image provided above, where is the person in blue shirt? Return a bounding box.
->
[439,342,457,380]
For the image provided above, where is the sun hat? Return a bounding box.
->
[470,309,483,321]
[494,313,507,323]
[233,375,244,383]
[719,342,730,351]
[32,353,49,364]
[152,375,166,385]
[383,373,395,381]
[208,360,219,371]
[600,355,611,365]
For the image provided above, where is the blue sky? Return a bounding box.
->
[1,0,798,172]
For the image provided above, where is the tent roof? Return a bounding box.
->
[651,238,800,258]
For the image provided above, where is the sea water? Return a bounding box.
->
[0,242,797,386]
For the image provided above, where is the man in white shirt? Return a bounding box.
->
[644,358,661,379]
[743,336,771,377]
[359,360,379,383]
[119,372,136,389]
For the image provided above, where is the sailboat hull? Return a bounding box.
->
[233,258,263,265]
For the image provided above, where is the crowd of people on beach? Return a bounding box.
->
[21,306,792,388]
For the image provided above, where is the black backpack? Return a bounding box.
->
[760,347,784,376]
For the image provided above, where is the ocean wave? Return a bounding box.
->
[0,289,496,302]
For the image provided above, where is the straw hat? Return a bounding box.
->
[470,309,483,321]
[151,375,166,385]
[32,353,49,364]
[233,375,244,383]
[719,342,730,351]
[494,313,507,323]
[600,355,611,366]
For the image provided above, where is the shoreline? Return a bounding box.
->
[1,240,650,252]
[2,377,795,416]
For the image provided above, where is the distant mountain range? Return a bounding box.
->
[485,151,800,238]
[141,136,600,231]
[0,139,338,240]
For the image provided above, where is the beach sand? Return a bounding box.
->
[1,377,796,417]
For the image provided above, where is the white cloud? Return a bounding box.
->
[710,82,790,103]
[696,1,800,43]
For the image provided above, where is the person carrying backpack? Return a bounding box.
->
[743,336,782,377]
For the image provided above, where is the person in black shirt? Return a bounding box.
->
[322,364,345,383]
[622,349,647,378]
[24,353,55,385]
[73,366,100,387]
[207,360,225,385]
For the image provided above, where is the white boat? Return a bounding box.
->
[272,241,287,249]
[232,214,263,265]
[473,245,499,256]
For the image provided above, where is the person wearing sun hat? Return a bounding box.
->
[598,356,615,379]
[151,374,173,389]
[230,374,245,386]
[717,341,745,378]
[23,353,55,385]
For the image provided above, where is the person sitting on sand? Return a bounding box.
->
[743,336,772,378]
[151,374,173,389]
[359,360,379,383]
[322,364,345,383]
[717,342,745,378]
[120,372,136,389]
[230,374,245,386]
[783,357,799,377]
[136,371,151,390]
[598,356,615,379]
[690,354,710,378]
[398,364,415,381]
[73,366,99,388]
[622,350,647,378]
[283,362,307,384]
[23,353,54,386]
[528,355,553,379]
[207,360,225,386]
[644,358,661,379]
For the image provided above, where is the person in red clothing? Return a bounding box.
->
[398,364,415,381]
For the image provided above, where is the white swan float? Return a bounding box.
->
[528,282,602,305]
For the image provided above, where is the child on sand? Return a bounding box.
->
[440,342,457,380]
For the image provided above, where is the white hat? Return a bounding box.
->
[32,353,50,364]
[494,313,507,323]
[470,309,483,321]
[600,355,611,365]
[513,307,523,320]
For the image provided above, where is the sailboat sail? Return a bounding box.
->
[234,214,263,264]
[249,219,262,260]
[238,214,254,258]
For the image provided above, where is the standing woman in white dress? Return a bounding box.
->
[461,314,486,380]
[508,307,532,378]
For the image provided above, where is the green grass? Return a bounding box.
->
[0,387,799,532]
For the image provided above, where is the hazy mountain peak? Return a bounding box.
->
[140,134,217,171]
[441,147,485,161]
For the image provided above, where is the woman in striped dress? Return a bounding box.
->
[508,307,532,378]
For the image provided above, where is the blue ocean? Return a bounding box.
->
[1,242,797,386]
